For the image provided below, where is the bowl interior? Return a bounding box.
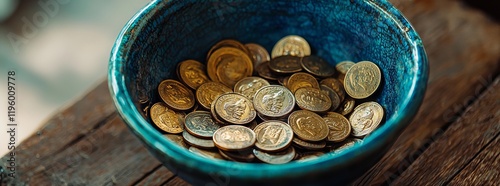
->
[110,0,427,184]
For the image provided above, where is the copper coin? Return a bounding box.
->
[150,102,184,134]
[206,39,251,62]
[177,59,210,89]
[245,43,270,68]
[286,72,320,93]
[208,47,253,88]
[256,61,281,80]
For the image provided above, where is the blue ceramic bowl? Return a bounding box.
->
[109,0,428,185]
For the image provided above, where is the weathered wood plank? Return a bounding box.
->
[164,176,191,186]
[448,134,500,185]
[354,0,500,185]
[135,165,176,186]
[391,77,499,185]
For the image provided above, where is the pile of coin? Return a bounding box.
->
[150,35,384,164]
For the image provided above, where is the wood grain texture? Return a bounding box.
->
[135,165,176,186]
[391,77,499,185]
[449,134,500,185]
[164,176,191,186]
[353,0,500,184]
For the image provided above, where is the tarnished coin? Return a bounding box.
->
[294,87,332,113]
[288,110,329,142]
[150,102,184,134]
[213,125,256,151]
[253,147,296,164]
[208,47,253,88]
[292,137,326,150]
[300,55,335,77]
[286,72,320,93]
[296,151,325,162]
[256,61,281,81]
[320,85,341,111]
[158,79,195,110]
[177,60,210,89]
[196,82,232,110]
[219,149,255,162]
[332,138,363,154]
[214,93,256,125]
[206,39,252,62]
[320,78,346,102]
[164,134,189,149]
[349,101,384,136]
[269,55,302,74]
[234,77,270,100]
[182,131,215,149]
[253,85,295,118]
[184,111,221,138]
[210,98,228,125]
[336,96,355,116]
[271,35,311,58]
[344,61,382,99]
[277,76,289,86]
[189,146,224,160]
[323,112,351,142]
[253,121,294,152]
[245,43,270,68]
[335,61,356,74]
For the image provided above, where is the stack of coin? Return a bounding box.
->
[149,35,385,164]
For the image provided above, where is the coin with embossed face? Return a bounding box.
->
[336,96,355,116]
[349,101,384,137]
[206,39,252,62]
[256,61,281,81]
[177,60,210,89]
[189,146,224,160]
[253,85,295,118]
[335,61,356,74]
[150,102,184,134]
[214,93,256,125]
[323,112,351,142]
[288,110,329,142]
[234,77,270,100]
[286,72,320,93]
[269,55,302,74]
[292,137,326,151]
[196,82,232,110]
[294,87,332,112]
[319,85,341,111]
[253,121,294,152]
[245,43,270,68]
[213,125,256,151]
[208,47,253,88]
[271,35,311,58]
[344,61,381,99]
[320,78,346,102]
[182,131,215,149]
[163,134,189,149]
[253,146,296,164]
[300,55,335,77]
[158,79,195,110]
[184,111,221,138]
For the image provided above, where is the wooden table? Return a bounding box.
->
[1,0,499,185]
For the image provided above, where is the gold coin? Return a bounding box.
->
[150,102,184,134]
[208,47,253,88]
[219,149,255,162]
[163,134,189,149]
[214,93,256,125]
[196,82,232,110]
[294,87,332,113]
[323,112,351,142]
[336,96,355,116]
[253,121,294,152]
[233,77,270,100]
[253,146,296,164]
[256,61,281,80]
[288,110,329,142]
[269,55,302,73]
[335,61,355,74]
[292,137,326,151]
[177,59,210,89]
[271,35,311,58]
[182,131,215,149]
[286,72,320,93]
[320,78,346,102]
[344,61,381,99]
[213,125,256,151]
[245,43,270,68]
[206,39,252,62]
[184,111,221,138]
[189,146,224,160]
[300,55,335,77]
[253,85,295,118]
[158,79,195,110]
[319,85,341,111]
[349,101,384,136]
[210,98,229,125]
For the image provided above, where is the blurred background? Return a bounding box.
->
[0,0,149,156]
[0,0,498,157]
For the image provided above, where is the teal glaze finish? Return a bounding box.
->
[109,0,428,185]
